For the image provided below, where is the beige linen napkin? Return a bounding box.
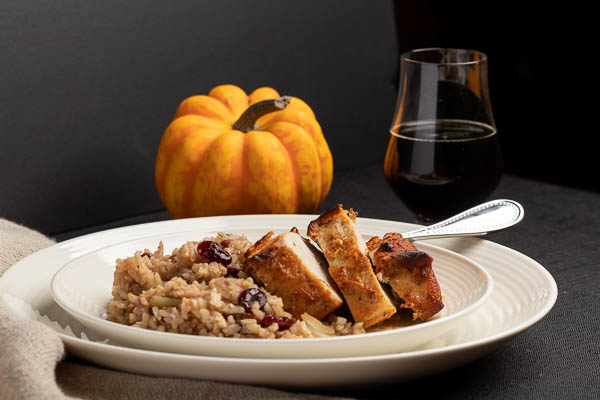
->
[0,218,348,400]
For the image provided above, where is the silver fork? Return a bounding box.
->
[402,199,524,241]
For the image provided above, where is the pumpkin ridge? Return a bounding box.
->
[174,95,235,124]
[192,131,245,216]
[263,110,332,204]
[155,115,227,204]
[271,131,302,212]
[249,87,280,105]
[180,130,226,216]
[241,132,261,213]
[208,84,248,121]
[163,129,222,218]
[263,121,322,213]
[244,131,297,214]
[240,132,249,213]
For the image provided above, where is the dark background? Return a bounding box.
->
[0,1,594,236]
[396,2,595,194]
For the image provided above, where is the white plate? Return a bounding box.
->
[49,228,491,359]
[0,215,557,388]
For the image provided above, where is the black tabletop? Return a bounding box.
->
[55,164,600,400]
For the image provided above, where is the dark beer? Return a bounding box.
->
[384,119,503,223]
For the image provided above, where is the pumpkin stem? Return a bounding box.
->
[232,96,291,133]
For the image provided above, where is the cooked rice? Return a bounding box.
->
[106,233,365,338]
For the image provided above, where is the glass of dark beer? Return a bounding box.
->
[384,48,503,224]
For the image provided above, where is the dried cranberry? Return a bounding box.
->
[260,315,295,330]
[238,288,267,312]
[226,267,240,278]
[197,240,232,266]
[279,317,296,330]
[260,315,277,327]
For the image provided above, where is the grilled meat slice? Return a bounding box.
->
[366,233,443,321]
[307,205,396,328]
[244,228,344,319]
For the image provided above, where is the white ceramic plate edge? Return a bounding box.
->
[49,237,493,359]
[0,214,558,387]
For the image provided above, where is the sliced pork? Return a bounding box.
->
[366,233,444,321]
[244,228,344,320]
[307,205,396,328]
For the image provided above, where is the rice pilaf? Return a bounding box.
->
[106,233,365,338]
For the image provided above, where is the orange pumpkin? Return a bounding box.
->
[155,84,333,218]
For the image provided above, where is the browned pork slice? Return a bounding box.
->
[366,233,444,321]
[307,205,396,328]
[244,228,344,320]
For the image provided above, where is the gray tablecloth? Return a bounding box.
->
[323,168,600,399]
[2,166,600,399]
